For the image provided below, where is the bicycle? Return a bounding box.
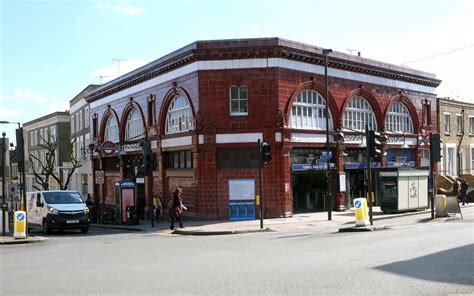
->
[98,206,116,225]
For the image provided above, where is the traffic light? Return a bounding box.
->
[367,130,382,158]
[261,142,271,164]
[15,128,24,163]
[143,141,155,175]
[429,133,441,162]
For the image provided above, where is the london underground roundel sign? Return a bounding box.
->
[101,141,116,156]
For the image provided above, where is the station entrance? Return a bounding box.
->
[291,171,328,213]
[290,148,332,213]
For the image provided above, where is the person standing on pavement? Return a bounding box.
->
[170,187,187,230]
[86,194,96,222]
[155,194,163,223]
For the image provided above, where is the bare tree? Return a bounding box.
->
[29,131,82,191]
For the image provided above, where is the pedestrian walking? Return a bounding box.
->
[154,194,163,223]
[460,179,469,206]
[170,187,187,230]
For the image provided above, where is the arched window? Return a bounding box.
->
[165,94,194,135]
[385,102,414,133]
[343,96,377,131]
[104,115,119,143]
[290,90,333,130]
[125,108,145,141]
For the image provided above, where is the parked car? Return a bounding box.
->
[26,190,90,234]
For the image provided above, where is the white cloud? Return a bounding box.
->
[96,2,144,16]
[0,107,23,119]
[14,88,55,103]
[90,57,148,83]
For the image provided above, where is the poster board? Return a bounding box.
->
[229,179,255,201]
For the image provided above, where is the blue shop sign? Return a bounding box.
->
[344,162,381,169]
[291,163,336,171]
[387,161,416,168]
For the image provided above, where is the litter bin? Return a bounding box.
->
[126,206,139,225]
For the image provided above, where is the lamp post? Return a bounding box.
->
[323,48,333,221]
[0,121,26,237]
[1,132,6,235]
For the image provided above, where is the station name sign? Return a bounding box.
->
[291,163,336,171]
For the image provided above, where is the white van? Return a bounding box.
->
[27,190,90,234]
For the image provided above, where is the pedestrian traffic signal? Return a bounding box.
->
[367,130,382,158]
[429,133,441,162]
[143,141,156,175]
[261,142,271,164]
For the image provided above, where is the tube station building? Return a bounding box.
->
[86,38,441,220]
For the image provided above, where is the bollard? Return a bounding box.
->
[354,198,370,227]
[13,211,26,239]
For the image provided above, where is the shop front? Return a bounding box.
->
[290,148,335,213]
[343,148,380,207]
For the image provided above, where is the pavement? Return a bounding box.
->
[1,204,470,244]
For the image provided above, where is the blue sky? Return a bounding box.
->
[1,0,473,142]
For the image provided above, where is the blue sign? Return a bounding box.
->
[387,161,416,168]
[292,163,336,171]
[16,213,25,221]
[355,200,361,208]
[344,162,381,169]
[319,154,332,160]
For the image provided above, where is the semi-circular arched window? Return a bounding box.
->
[125,108,145,141]
[104,115,119,143]
[165,94,194,135]
[385,102,414,133]
[290,90,333,130]
[343,96,377,131]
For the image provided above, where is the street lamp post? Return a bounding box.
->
[0,121,26,237]
[2,132,6,236]
[323,48,333,221]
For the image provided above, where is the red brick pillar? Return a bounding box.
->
[281,146,292,216]
[414,146,421,167]
[335,146,346,211]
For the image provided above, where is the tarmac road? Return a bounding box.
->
[1,207,473,295]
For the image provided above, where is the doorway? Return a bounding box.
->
[291,171,328,213]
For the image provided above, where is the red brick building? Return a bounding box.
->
[86,38,441,221]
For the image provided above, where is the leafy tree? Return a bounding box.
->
[29,131,82,190]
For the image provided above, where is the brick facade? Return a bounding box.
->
[86,38,440,220]
[437,98,474,179]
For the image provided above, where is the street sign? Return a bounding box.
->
[101,141,116,156]
[9,183,18,196]
[95,170,105,184]
[319,154,332,160]
[355,200,361,208]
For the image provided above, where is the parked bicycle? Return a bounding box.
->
[98,206,116,225]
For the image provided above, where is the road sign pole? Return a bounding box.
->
[258,139,264,229]
[366,125,373,225]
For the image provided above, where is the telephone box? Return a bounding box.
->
[114,179,136,224]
